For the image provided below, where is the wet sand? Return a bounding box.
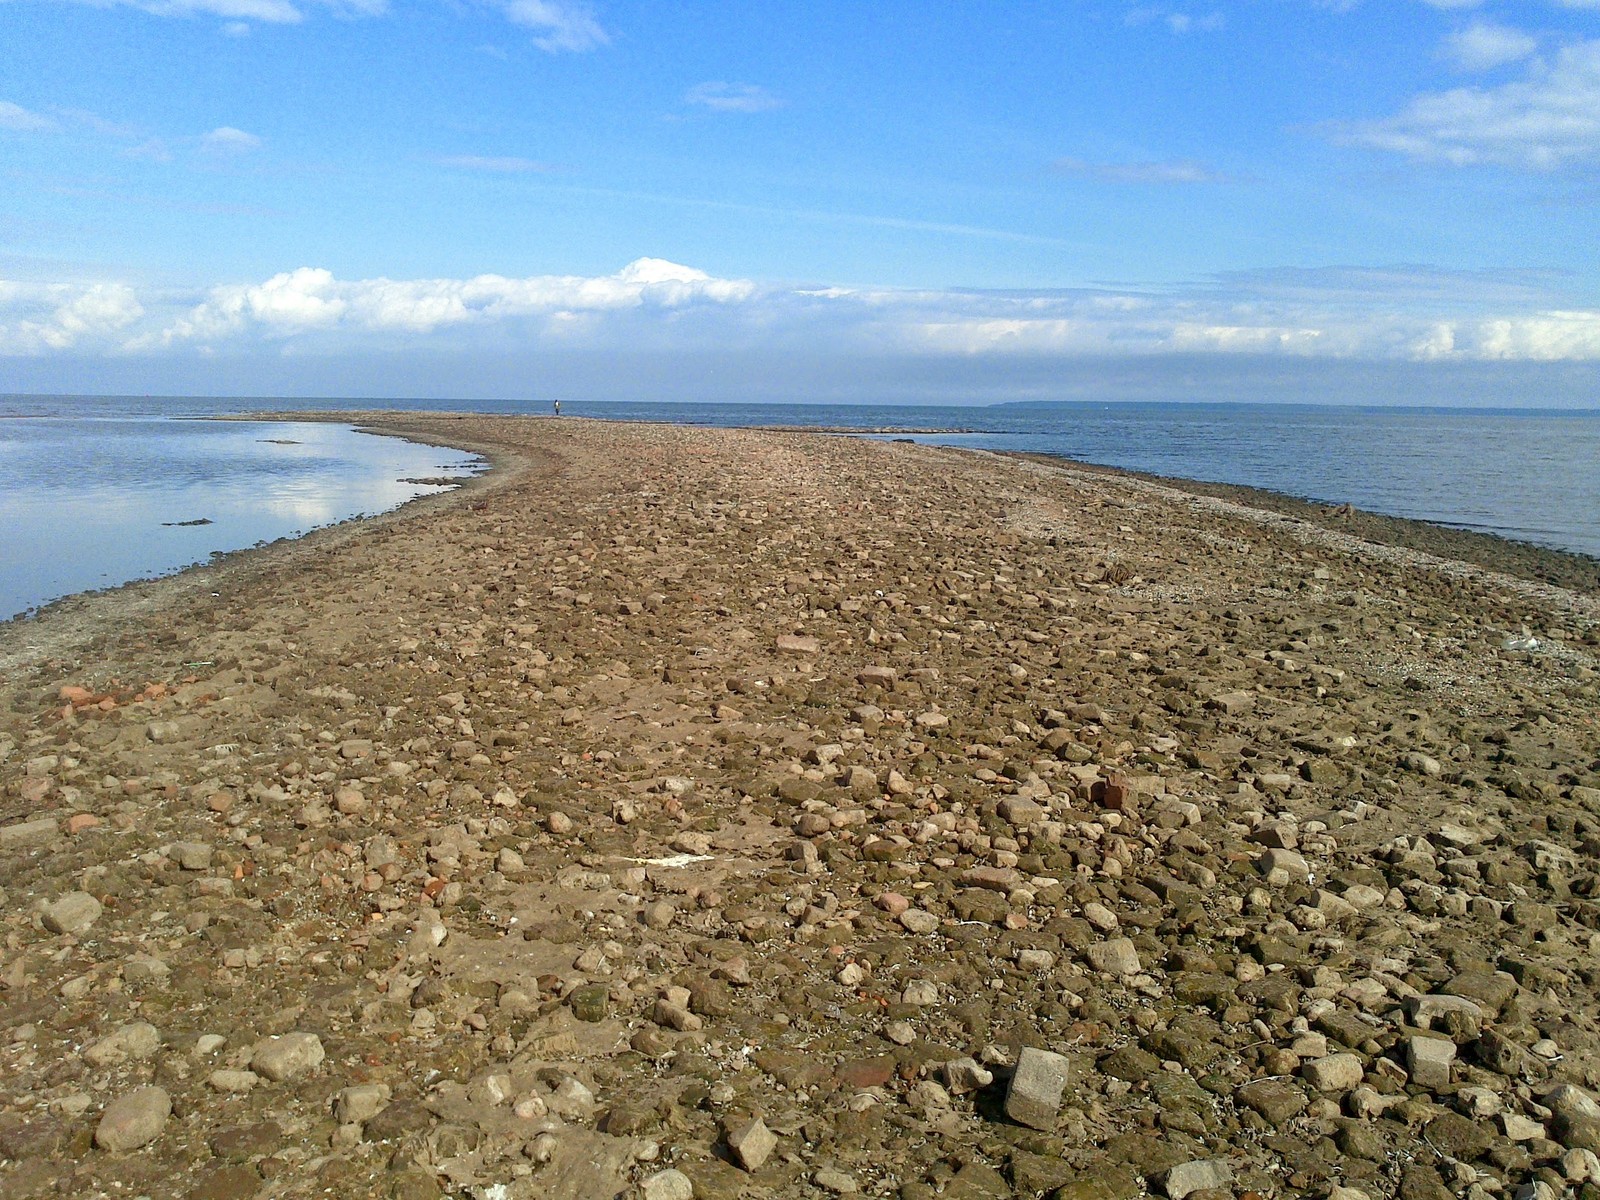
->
[2,414,1599,1200]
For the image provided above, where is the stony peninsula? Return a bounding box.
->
[2,414,1598,1200]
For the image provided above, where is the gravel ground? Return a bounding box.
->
[2,415,1598,1200]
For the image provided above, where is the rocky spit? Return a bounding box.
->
[2,414,1599,1200]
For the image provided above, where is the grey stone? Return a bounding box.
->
[94,1086,171,1152]
[1004,1046,1070,1130]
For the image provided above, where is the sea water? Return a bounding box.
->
[0,410,482,621]
[1,395,1596,622]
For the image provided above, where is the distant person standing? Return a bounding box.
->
[553,399,561,416]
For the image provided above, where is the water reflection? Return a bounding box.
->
[0,419,482,621]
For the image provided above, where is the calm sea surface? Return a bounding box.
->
[0,403,483,621]
[1,395,1596,620]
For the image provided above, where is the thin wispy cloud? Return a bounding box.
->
[1052,157,1226,184]
[123,137,176,163]
[438,154,554,173]
[199,126,262,153]
[0,100,61,133]
[498,0,608,53]
[23,0,387,23]
[684,82,784,113]
[1125,6,1225,34]
[1330,38,1600,169]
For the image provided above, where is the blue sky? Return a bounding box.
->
[2,0,1598,403]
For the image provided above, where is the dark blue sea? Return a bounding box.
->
[2,394,1597,621]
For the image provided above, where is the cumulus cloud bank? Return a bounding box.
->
[0,282,144,353]
[145,258,755,345]
[4,259,1598,364]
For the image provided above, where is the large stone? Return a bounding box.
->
[1161,1159,1233,1199]
[1086,938,1142,977]
[94,1087,171,1152]
[1442,970,1518,1017]
[1236,1078,1308,1126]
[1406,1036,1456,1091]
[1256,848,1311,886]
[1,818,58,848]
[334,1084,392,1125]
[726,1117,776,1171]
[249,1032,325,1082]
[1004,1046,1070,1130]
[84,1022,162,1067]
[640,1169,695,1200]
[1405,994,1484,1038]
[1302,1053,1365,1092]
[42,891,102,935]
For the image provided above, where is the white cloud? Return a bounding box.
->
[0,282,143,353]
[200,126,262,153]
[1470,310,1600,358]
[1052,157,1225,184]
[0,100,60,133]
[1443,21,1538,71]
[684,82,784,113]
[437,154,553,172]
[1332,38,1600,168]
[498,0,608,52]
[9,260,1600,365]
[149,258,755,344]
